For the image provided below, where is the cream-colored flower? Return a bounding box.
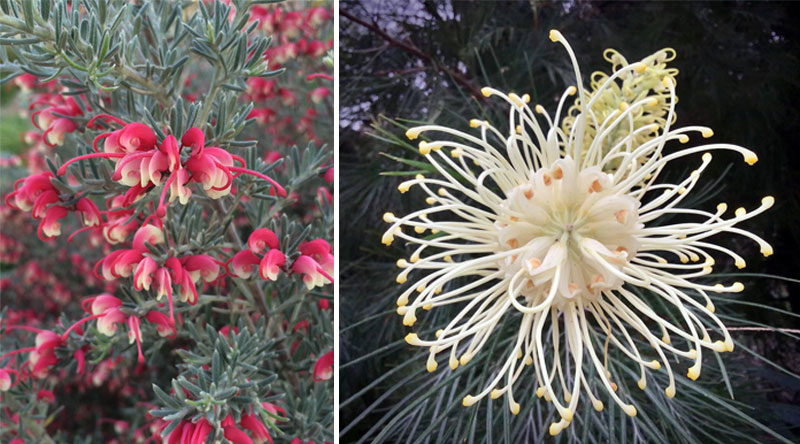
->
[383,30,773,435]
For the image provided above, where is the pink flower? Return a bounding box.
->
[309,87,330,104]
[248,228,280,254]
[37,389,55,403]
[134,257,158,291]
[96,306,126,337]
[292,255,330,290]
[223,415,255,444]
[182,254,222,283]
[5,172,57,212]
[31,95,82,147]
[313,350,334,381]
[240,413,272,444]
[0,368,12,391]
[145,310,175,337]
[260,249,286,281]
[323,166,334,183]
[306,40,327,58]
[230,250,262,279]
[127,315,145,363]
[132,223,164,252]
[278,88,297,106]
[307,7,330,26]
[37,205,68,240]
[75,198,101,226]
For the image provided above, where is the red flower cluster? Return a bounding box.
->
[58,118,286,218]
[5,171,102,241]
[95,222,222,326]
[229,230,333,289]
[230,228,286,281]
[30,94,83,146]
[293,239,334,290]
[163,404,283,444]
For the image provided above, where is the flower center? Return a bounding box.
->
[496,157,642,309]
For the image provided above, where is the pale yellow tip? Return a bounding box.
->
[535,104,545,114]
[687,365,701,381]
[650,360,662,370]
[561,408,573,422]
[677,134,689,143]
[566,85,577,96]
[383,212,396,223]
[633,62,647,73]
[665,386,676,399]
[619,102,629,111]
[449,356,459,370]
[717,202,728,213]
[637,379,646,390]
[549,29,562,42]
[731,282,744,292]
[762,195,775,208]
[713,340,727,352]
[397,182,410,193]
[396,294,408,306]
[422,303,432,310]
[381,232,394,246]
[761,244,774,257]
[418,141,431,155]
[510,401,520,415]
[406,128,421,140]
[490,389,503,400]
[549,422,563,436]
[706,302,715,313]
[402,311,417,326]
[624,405,637,417]
[593,400,604,411]
[481,87,491,98]
[396,274,407,284]
[459,354,471,366]
[701,128,714,138]
[702,152,712,162]
[522,94,531,103]
[662,76,674,88]
[427,359,437,372]
[744,152,758,165]
[462,395,477,407]
[735,258,746,269]
[725,339,735,352]
[469,119,481,128]
[404,333,420,345]
[536,387,546,398]
[735,207,746,217]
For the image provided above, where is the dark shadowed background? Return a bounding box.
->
[339,1,800,442]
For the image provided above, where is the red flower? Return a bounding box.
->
[313,350,334,381]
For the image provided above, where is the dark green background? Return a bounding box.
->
[340,1,800,442]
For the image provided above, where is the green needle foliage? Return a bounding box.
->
[340,1,800,443]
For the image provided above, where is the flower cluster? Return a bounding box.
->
[58,119,286,217]
[30,94,84,147]
[242,3,333,147]
[230,229,334,289]
[386,30,773,435]
[5,171,102,241]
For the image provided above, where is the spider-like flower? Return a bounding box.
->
[383,30,773,435]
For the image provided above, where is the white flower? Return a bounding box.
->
[384,30,773,435]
